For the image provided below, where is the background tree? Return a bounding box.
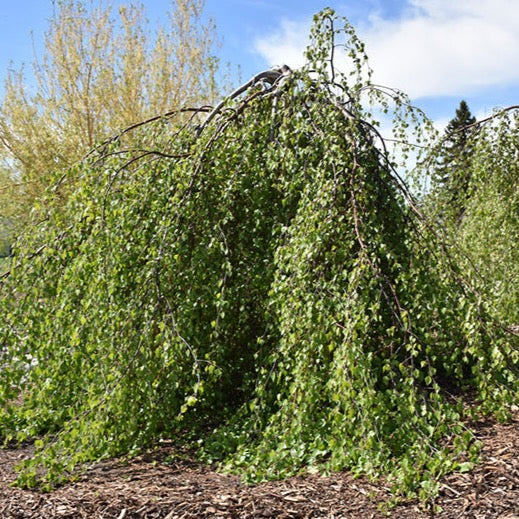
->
[0,0,220,238]
[422,101,518,329]
[450,108,519,329]
[434,100,477,222]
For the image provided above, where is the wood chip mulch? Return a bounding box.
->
[0,413,517,518]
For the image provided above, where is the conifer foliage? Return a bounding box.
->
[0,10,517,503]
[433,100,477,221]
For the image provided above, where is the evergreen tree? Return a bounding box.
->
[435,100,477,220]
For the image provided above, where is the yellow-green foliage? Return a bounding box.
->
[0,0,220,235]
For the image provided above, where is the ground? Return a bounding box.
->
[0,414,517,518]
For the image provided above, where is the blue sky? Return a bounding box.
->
[1,0,518,129]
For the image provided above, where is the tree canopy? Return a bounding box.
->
[0,9,517,508]
[0,0,220,238]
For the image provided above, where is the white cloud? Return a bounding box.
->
[432,116,450,134]
[254,19,308,70]
[253,0,519,99]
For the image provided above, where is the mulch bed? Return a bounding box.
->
[0,414,517,518]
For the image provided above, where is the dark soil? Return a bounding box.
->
[0,414,517,518]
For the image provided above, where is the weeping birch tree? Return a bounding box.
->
[0,9,517,507]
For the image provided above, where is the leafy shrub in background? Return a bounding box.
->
[426,107,518,332]
[0,10,517,505]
